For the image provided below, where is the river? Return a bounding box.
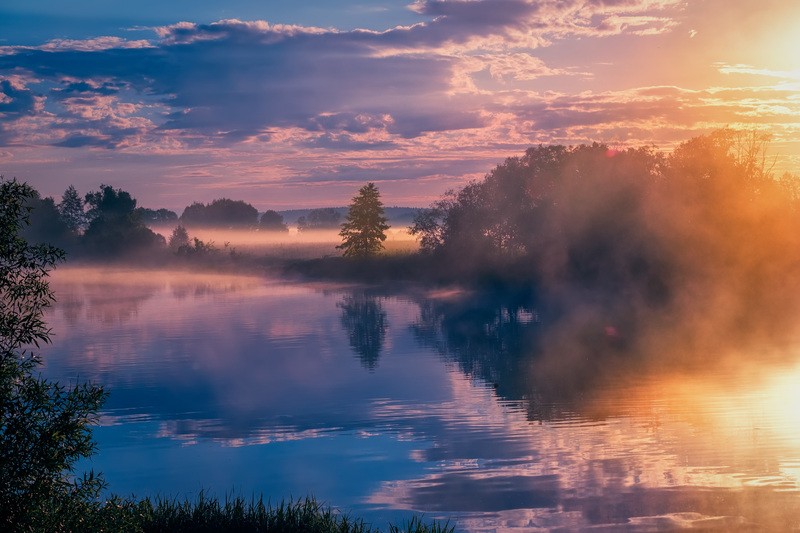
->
[40,266,800,531]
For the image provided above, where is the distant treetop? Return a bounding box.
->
[180,198,259,228]
[297,207,342,231]
[136,207,178,224]
[259,210,289,232]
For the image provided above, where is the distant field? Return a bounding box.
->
[151,226,419,259]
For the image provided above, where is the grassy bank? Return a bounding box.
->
[27,495,452,533]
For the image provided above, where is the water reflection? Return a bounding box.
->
[339,293,387,371]
[44,268,450,445]
[410,288,619,422]
[411,290,539,407]
[367,369,800,530]
[393,287,800,529]
[40,267,800,531]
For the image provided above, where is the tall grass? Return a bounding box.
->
[42,494,453,533]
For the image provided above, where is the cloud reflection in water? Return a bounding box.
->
[40,267,800,530]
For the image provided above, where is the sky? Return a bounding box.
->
[1,0,798,211]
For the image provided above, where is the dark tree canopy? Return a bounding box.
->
[180,198,259,228]
[410,142,667,278]
[0,178,106,529]
[21,193,74,251]
[337,183,389,258]
[296,208,342,231]
[412,130,793,271]
[84,184,137,224]
[259,210,288,232]
[82,184,165,256]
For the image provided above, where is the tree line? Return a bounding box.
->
[25,188,293,236]
[16,179,394,260]
[21,184,165,258]
[17,129,800,272]
[411,129,800,282]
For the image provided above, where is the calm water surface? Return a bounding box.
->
[41,267,800,531]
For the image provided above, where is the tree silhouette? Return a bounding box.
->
[0,178,106,528]
[337,183,389,258]
[84,184,137,224]
[259,210,288,232]
[338,294,387,371]
[168,225,190,250]
[82,185,165,256]
[21,193,74,250]
[57,185,85,233]
[179,198,258,228]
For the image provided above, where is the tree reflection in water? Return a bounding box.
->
[338,293,387,371]
[409,287,659,422]
[412,291,536,393]
[410,289,551,412]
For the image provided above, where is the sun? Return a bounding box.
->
[756,21,800,77]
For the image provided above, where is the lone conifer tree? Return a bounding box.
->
[58,185,85,233]
[337,183,389,258]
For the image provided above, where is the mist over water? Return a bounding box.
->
[430,137,800,401]
[40,266,800,531]
[150,227,418,258]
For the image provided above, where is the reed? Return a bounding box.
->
[51,494,453,533]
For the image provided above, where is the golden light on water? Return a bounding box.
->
[620,359,800,491]
[758,364,800,489]
[693,362,800,448]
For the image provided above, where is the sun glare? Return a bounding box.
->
[662,361,800,458]
[758,363,800,447]
[758,23,800,78]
